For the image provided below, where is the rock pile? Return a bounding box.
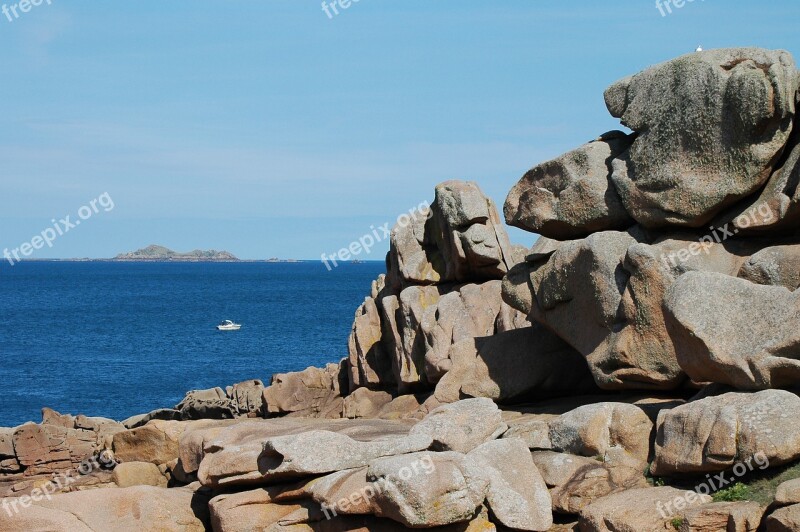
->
[3,46,800,531]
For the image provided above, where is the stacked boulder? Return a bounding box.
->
[504,48,800,394]
[347,181,600,407]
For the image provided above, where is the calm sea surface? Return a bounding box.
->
[0,261,385,427]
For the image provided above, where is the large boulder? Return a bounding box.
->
[209,487,310,532]
[113,420,187,465]
[347,180,532,395]
[350,283,528,395]
[0,485,209,531]
[348,277,395,389]
[504,131,634,239]
[503,229,760,390]
[262,362,347,418]
[606,48,797,228]
[665,271,800,389]
[227,379,266,416]
[467,439,553,531]
[579,486,712,531]
[368,451,489,527]
[342,388,394,419]
[775,478,800,506]
[547,403,653,465]
[652,390,800,475]
[409,398,507,454]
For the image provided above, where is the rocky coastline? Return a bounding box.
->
[4,47,800,531]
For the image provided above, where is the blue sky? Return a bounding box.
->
[0,0,797,259]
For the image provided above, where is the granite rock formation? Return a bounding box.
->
[5,47,800,531]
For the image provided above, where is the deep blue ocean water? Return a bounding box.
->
[0,261,385,427]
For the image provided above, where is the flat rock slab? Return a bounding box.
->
[259,430,433,481]
[184,418,415,488]
[0,485,208,532]
[579,486,712,532]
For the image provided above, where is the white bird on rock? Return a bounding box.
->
[696,45,703,52]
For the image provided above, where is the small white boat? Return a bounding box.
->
[216,320,242,331]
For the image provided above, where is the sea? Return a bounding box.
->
[0,261,386,428]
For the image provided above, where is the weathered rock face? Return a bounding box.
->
[433,326,599,404]
[387,181,515,289]
[263,362,348,418]
[652,390,800,475]
[1,409,122,483]
[606,48,797,228]
[176,387,238,421]
[505,131,635,239]
[721,125,800,234]
[665,272,800,389]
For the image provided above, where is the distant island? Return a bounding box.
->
[114,245,239,262]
